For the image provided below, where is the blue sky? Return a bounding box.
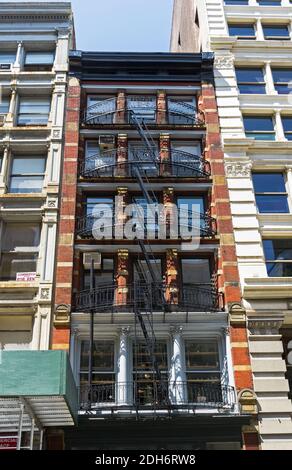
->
[1,0,174,52]
[72,0,174,51]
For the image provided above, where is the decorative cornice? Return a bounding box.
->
[225,162,252,178]
[248,316,284,335]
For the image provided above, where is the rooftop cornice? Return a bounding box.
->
[0,2,72,21]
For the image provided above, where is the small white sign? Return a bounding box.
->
[16,272,36,282]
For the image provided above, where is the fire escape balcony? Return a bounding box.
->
[76,210,217,239]
[82,97,204,128]
[79,148,211,180]
[74,281,222,314]
[79,381,236,412]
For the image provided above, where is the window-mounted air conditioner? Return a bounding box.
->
[83,252,102,269]
[99,135,115,151]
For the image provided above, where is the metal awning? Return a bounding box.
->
[0,351,78,450]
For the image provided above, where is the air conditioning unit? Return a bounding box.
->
[99,135,115,151]
[0,63,11,71]
[83,252,102,269]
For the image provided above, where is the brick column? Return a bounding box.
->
[163,187,176,239]
[52,77,81,351]
[115,187,128,240]
[160,133,171,177]
[115,249,129,307]
[165,249,179,307]
[116,89,126,124]
[116,134,128,177]
[201,81,258,448]
[157,90,166,125]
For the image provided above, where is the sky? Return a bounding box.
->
[0,0,174,52]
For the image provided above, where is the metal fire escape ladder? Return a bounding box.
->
[129,111,170,410]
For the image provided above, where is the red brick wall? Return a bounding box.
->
[51,77,81,351]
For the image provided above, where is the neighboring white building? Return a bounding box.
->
[171,0,292,450]
[0,2,74,351]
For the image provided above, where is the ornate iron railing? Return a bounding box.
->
[75,281,221,313]
[82,97,204,127]
[76,209,217,239]
[79,381,236,411]
[79,148,211,179]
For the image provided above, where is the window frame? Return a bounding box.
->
[263,239,292,277]
[282,116,292,140]
[252,172,289,214]
[272,68,292,94]
[17,96,51,126]
[235,67,266,94]
[243,115,276,140]
[228,23,256,39]
[9,155,46,194]
[262,24,290,40]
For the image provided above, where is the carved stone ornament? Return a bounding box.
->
[248,319,283,336]
[214,55,234,69]
[54,304,71,326]
[238,389,258,415]
[40,288,50,300]
[225,162,252,178]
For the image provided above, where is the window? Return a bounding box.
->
[171,142,202,176]
[263,239,292,277]
[235,67,266,94]
[127,95,156,123]
[263,25,290,40]
[282,116,292,140]
[84,141,116,175]
[84,196,114,236]
[0,51,16,68]
[86,96,116,124]
[243,116,275,140]
[180,259,211,285]
[252,173,289,213]
[132,195,159,235]
[272,68,292,94]
[83,257,114,290]
[0,96,10,122]
[228,23,256,39]
[128,142,158,177]
[24,51,55,70]
[9,156,46,193]
[225,0,249,4]
[79,340,115,404]
[185,340,221,403]
[0,224,40,281]
[257,0,281,4]
[133,340,168,405]
[167,96,196,125]
[133,259,162,284]
[177,196,205,236]
[18,97,51,126]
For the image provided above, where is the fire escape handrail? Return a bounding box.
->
[75,281,222,313]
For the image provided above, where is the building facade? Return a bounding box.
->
[0,2,77,450]
[171,0,292,450]
[52,50,258,450]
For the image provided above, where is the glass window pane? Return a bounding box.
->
[134,341,168,371]
[272,68,292,83]
[263,239,292,260]
[252,173,286,192]
[225,0,249,4]
[181,259,211,283]
[282,117,292,132]
[0,52,16,64]
[10,176,44,194]
[185,341,219,369]
[266,262,292,277]
[134,259,162,283]
[258,0,281,4]
[0,98,9,114]
[25,51,55,65]
[2,224,40,250]
[228,24,255,36]
[80,340,115,371]
[244,116,274,131]
[256,195,289,213]
[236,68,265,82]
[263,25,290,37]
[11,156,46,174]
[0,253,38,281]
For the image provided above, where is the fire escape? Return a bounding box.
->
[76,97,231,414]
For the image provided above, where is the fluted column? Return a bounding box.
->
[117,327,131,405]
[157,90,166,125]
[160,133,171,176]
[170,326,187,404]
[116,134,128,177]
[115,249,129,308]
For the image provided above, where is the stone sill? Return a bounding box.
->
[211,36,292,51]
[0,281,39,291]
[244,277,292,299]
[224,137,292,150]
